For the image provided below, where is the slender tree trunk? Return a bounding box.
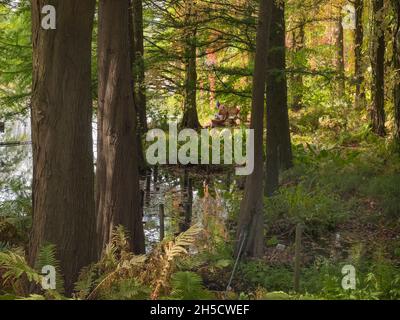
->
[265,0,292,196]
[97,0,145,255]
[393,0,400,147]
[236,0,273,258]
[207,48,217,110]
[179,171,193,233]
[131,0,148,133]
[354,0,366,109]
[370,0,386,136]
[336,14,345,97]
[30,0,97,294]
[181,0,200,129]
[291,24,305,111]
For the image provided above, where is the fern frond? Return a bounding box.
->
[0,250,41,285]
[170,271,213,300]
[150,224,203,300]
[73,264,97,299]
[34,243,64,294]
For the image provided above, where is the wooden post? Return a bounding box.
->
[154,165,159,191]
[145,168,151,206]
[159,203,165,241]
[294,223,303,293]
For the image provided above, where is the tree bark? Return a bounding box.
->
[336,14,345,97]
[30,0,97,294]
[97,0,145,255]
[393,0,400,147]
[370,0,386,136]
[129,0,147,175]
[131,0,148,133]
[291,24,305,111]
[265,0,293,197]
[236,0,273,258]
[354,0,366,109]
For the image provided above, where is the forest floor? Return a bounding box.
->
[162,106,400,300]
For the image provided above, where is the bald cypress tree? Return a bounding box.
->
[97,0,145,255]
[236,0,273,258]
[30,0,97,294]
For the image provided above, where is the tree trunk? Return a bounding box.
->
[97,0,145,255]
[131,0,148,133]
[30,0,97,294]
[181,0,201,129]
[291,24,305,111]
[354,0,366,109]
[265,0,293,196]
[129,0,147,175]
[393,0,400,147]
[179,170,193,233]
[370,0,386,136]
[236,0,273,258]
[336,14,345,97]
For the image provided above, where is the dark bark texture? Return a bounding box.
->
[291,23,305,111]
[97,0,145,255]
[30,0,97,294]
[236,0,273,258]
[393,0,400,146]
[131,0,148,133]
[354,0,366,109]
[370,0,386,136]
[265,0,293,198]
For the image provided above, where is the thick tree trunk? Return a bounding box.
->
[336,14,345,97]
[131,0,148,133]
[393,0,400,147]
[236,0,273,258]
[30,0,97,294]
[265,0,293,196]
[370,0,386,136]
[97,0,145,255]
[354,0,366,109]
[181,0,200,129]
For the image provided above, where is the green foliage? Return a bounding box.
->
[265,184,348,235]
[106,278,150,300]
[0,244,67,299]
[236,257,400,300]
[0,248,41,286]
[238,261,294,293]
[361,175,400,218]
[34,243,64,294]
[169,271,213,300]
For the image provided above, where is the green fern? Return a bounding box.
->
[34,243,64,294]
[75,225,147,300]
[74,264,97,299]
[0,241,11,252]
[170,271,213,300]
[0,249,41,285]
[106,278,150,300]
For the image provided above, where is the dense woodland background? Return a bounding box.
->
[0,0,400,300]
